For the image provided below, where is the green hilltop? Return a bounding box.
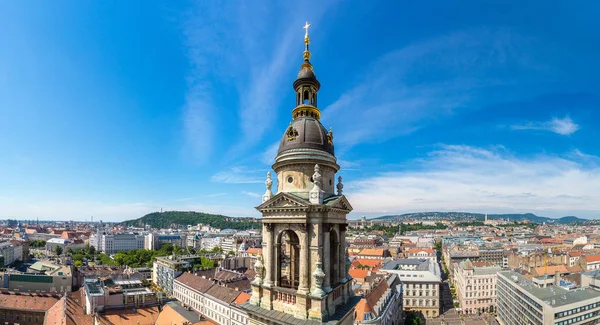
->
[121,211,259,230]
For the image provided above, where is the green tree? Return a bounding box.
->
[74,260,83,268]
[405,312,424,325]
[54,245,63,256]
[30,240,47,248]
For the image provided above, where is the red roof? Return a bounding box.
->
[246,247,262,255]
[348,267,368,279]
[354,259,384,268]
[358,249,385,257]
[407,248,435,254]
[233,292,251,306]
[586,255,600,263]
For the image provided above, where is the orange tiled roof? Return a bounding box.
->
[407,248,435,254]
[233,292,251,306]
[533,265,568,276]
[354,259,384,268]
[586,255,600,263]
[246,247,262,255]
[358,249,385,256]
[100,307,160,325]
[348,267,369,279]
[354,298,372,323]
[540,238,563,244]
[0,292,59,311]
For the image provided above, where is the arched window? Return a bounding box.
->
[277,230,300,290]
[303,90,309,104]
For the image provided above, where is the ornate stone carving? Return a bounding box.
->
[253,255,264,286]
[286,122,299,141]
[309,164,324,204]
[311,261,326,298]
[298,223,309,233]
[265,223,274,232]
[262,171,274,203]
[327,127,334,145]
[336,176,343,195]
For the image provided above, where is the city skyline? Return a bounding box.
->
[1,1,600,221]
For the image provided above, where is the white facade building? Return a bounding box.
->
[91,232,145,253]
[173,272,249,325]
[381,259,441,318]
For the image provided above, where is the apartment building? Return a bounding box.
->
[90,232,145,253]
[1,261,73,293]
[0,240,23,266]
[406,248,436,262]
[381,259,441,318]
[173,272,250,325]
[497,270,600,325]
[453,259,501,314]
[153,255,202,295]
[354,274,404,325]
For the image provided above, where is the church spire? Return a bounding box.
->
[293,21,321,120]
[302,21,312,65]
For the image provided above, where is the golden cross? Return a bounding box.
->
[303,21,311,38]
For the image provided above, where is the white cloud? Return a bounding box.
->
[0,197,259,221]
[211,166,264,184]
[242,191,261,199]
[346,145,600,218]
[322,28,555,150]
[511,116,580,135]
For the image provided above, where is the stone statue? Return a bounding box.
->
[336,176,343,195]
[309,164,324,204]
[262,171,274,203]
[253,255,264,286]
[311,261,326,298]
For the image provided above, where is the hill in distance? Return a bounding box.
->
[373,212,589,224]
[121,211,259,230]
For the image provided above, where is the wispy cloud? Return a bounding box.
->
[322,28,554,150]
[227,3,333,157]
[511,116,580,135]
[211,166,263,184]
[346,145,600,218]
[242,191,261,199]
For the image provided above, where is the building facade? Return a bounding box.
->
[173,272,250,325]
[497,271,600,325]
[453,259,501,314]
[354,274,404,325]
[242,22,357,325]
[380,259,441,318]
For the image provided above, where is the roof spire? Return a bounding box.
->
[303,21,312,62]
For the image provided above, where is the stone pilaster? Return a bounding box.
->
[298,224,310,295]
[339,224,348,284]
[260,223,274,310]
[323,225,332,292]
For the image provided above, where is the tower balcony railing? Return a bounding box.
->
[273,286,297,305]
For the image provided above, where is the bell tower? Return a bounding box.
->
[243,22,357,325]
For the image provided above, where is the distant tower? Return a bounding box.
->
[485,214,488,223]
[243,22,356,324]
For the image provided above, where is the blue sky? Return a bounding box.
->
[1,1,599,221]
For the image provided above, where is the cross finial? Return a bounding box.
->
[303,21,311,37]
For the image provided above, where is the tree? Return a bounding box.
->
[54,245,63,256]
[405,312,424,325]
[74,260,83,268]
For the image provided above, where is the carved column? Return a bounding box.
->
[339,223,348,284]
[298,223,310,294]
[263,223,275,287]
[323,224,332,292]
